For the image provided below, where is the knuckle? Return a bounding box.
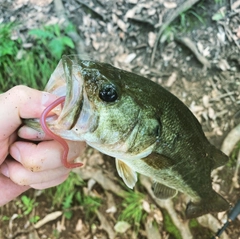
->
[9,85,29,97]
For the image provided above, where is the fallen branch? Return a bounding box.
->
[150,0,200,66]
[175,36,211,69]
[34,211,62,229]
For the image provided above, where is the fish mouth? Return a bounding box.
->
[46,55,96,138]
[48,55,83,129]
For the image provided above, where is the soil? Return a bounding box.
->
[0,0,240,239]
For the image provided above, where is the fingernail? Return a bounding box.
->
[22,127,45,139]
[10,145,21,162]
[0,163,9,178]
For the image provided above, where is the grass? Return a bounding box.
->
[45,172,102,220]
[20,195,39,215]
[162,209,181,239]
[77,192,102,219]
[161,1,206,43]
[0,22,75,92]
[118,190,146,234]
[227,141,240,168]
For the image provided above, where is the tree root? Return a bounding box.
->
[144,216,162,239]
[53,0,87,56]
[139,175,193,239]
[75,167,126,198]
[96,210,116,239]
[197,214,229,239]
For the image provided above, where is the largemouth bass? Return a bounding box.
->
[26,55,229,218]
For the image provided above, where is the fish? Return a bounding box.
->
[25,55,230,218]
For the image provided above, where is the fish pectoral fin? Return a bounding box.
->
[152,181,177,199]
[115,159,137,189]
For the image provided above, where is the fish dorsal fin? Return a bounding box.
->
[152,181,178,199]
[115,159,137,189]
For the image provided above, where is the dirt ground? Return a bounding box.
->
[0,0,240,238]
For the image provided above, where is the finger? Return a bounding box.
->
[1,160,70,186]
[10,140,86,171]
[0,85,58,140]
[0,132,17,165]
[0,174,29,206]
[18,126,52,141]
[30,173,69,190]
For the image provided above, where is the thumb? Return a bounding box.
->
[0,85,58,139]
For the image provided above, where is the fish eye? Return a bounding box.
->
[99,85,118,102]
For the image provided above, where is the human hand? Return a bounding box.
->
[0,85,85,206]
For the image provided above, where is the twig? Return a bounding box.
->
[175,36,211,70]
[96,210,116,239]
[150,0,200,66]
[209,92,235,102]
[218,21,240,50]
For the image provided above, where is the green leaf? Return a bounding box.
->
[64,210,73,219]
[29,29,54,39]
[21,195,31,206]
[48,38,64,58]
[62,192,74,209]
[114,221,131,233]
[30,216,40,223]
[212,12,225,21]
[189,11,205,24]
[53,24,61,37]
[61,36,75,48]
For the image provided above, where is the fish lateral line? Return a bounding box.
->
[40,96,83,168]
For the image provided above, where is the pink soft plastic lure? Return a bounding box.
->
[40,96,83,168]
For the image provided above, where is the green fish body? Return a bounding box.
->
[26,56,229,218]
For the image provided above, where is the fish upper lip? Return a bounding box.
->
[50,59,85,130]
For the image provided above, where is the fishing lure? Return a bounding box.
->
[40,96,83,168]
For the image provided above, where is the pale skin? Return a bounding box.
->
[0,85,85,206]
